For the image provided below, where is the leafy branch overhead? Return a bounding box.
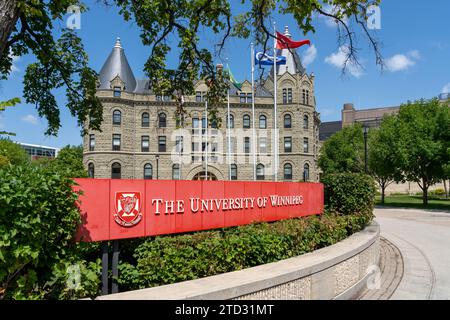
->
[1,0,382,135]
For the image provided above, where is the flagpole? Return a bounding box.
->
[227,88,232,180]
[251,43,256,181]
[273,22,278,182]
[205,99,208,180]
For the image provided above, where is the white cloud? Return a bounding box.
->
[303,45,317,67]
[8,49,20,73]
[21,114,39,125]
[319,4,349,28]
[443,83,450,93]
[324,46,363,78]
[385,51,420,72]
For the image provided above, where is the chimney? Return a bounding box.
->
[216,64,223,74]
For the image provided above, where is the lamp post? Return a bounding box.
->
[363,125,369,174]
[155,154,160,180]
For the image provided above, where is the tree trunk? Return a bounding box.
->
[444,179,448,199]
[422,177,429,206]
[0,0,20,59]
[381,184,385,205]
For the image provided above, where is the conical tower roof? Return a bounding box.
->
[98,38,137,92]
[270,26,306,77]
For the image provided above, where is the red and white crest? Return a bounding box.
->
[114,192,143,227]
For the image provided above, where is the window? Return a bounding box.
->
[306,90,310,105]
[88,163,95,178]
[111,162,121,179]
[303,137,309,153]
[195,91,206,102]
[288,88,293,103]
[244,137,250,154]
[240,93,246,103]
[303,115,309,130]
[284,163,293,180]
[142,112,150,127]
[158,136,166,152]
[158,113,167,128]
[302,89,306,104]
[113,110,121,125]
[144,163,153,180]
[284,114,292,129]
[243,114,250,129]
[247,93,253,103]
[141,136,149,152]
[259,137,267,154]
[172,164,180,180]
[192,117,199,134]
[176,136,183,154]
[112,134,121,151]
[89,134,95,151]
[113,86,121,97]
[226,114,234,128]
[284,137,292,153]
[230,164,237,180]
[283,88,287,104]
[303,163,310,182]
[156,95,162,101]
[176,113,184,127]
[256,164,265,180]
[259,115,267,129]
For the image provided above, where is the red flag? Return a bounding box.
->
[276,31,310,49]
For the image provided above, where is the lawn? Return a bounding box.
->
[376,194,450,211]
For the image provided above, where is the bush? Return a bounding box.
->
[430,189,446,197]
[0,139,29,166]
[0,165,99,299]
[321,173,376,215]
[124,211,372,290]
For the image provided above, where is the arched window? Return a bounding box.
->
[144,163,153,180]
[256,164,265,181]
[113,110,121,125]
[226,114,234,129]
[284,163,292,180]
[284,114,292,128]
[230,164,237,180]
[88,163,95,178]
[243,114,250,129]
[141,112,149,127]
[259,115,267,129]
[172,164,180,180]
[303,163,310,182]
[111,162,121,179]
[303,115,309,130]
[158,113,167,128]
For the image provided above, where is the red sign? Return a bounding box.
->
[73,179,324,242]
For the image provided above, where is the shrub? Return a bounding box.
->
[321,173,376,215]
[0,165,99,299]
[126,211,372,290]
[0,139,29,166]
[431,189,445,197]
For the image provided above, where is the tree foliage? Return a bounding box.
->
[0,98,20,136]
[33,145,87,178]
[318,123,365,175]
[1,0,382,134]
[0,138,29,166]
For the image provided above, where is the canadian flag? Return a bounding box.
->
[276,31,311,49]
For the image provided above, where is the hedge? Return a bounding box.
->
[117,210,373,291]
[321,173,376,215]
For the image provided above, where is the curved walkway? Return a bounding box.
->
[374,207,450,300]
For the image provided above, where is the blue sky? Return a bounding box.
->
[1,0,449,148]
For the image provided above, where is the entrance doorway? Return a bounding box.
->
[192,171,218,181]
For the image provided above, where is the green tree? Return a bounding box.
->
[394,99,450,205]
[318,124,365,175]
[1,0,382,134]
[0,138,29,166]
[368,117,404,204]
[33,145,87,178]
[0,98,20,136]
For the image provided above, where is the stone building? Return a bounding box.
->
[83,27,321,182]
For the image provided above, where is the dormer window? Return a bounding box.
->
[196,91,206,102]
[114,86,121,97]
[283,88,292,104]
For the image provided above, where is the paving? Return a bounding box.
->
[363,207,450,300]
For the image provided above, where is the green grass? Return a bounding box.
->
[376,194,450,211]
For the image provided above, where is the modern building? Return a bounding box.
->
[18,142,60,160]
[83,27,321,182]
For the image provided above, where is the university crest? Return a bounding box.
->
[114,192,142,227]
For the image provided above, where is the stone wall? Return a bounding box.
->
[97,221,380,300]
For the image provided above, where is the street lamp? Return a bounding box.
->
[155,154,160,180]
[363,125,369,174]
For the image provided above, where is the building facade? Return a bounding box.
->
[18,142,59,160]
[83,27,321,182]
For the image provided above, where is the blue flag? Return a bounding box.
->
[255,52,287,66]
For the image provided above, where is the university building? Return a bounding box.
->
[83,27,321,182]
